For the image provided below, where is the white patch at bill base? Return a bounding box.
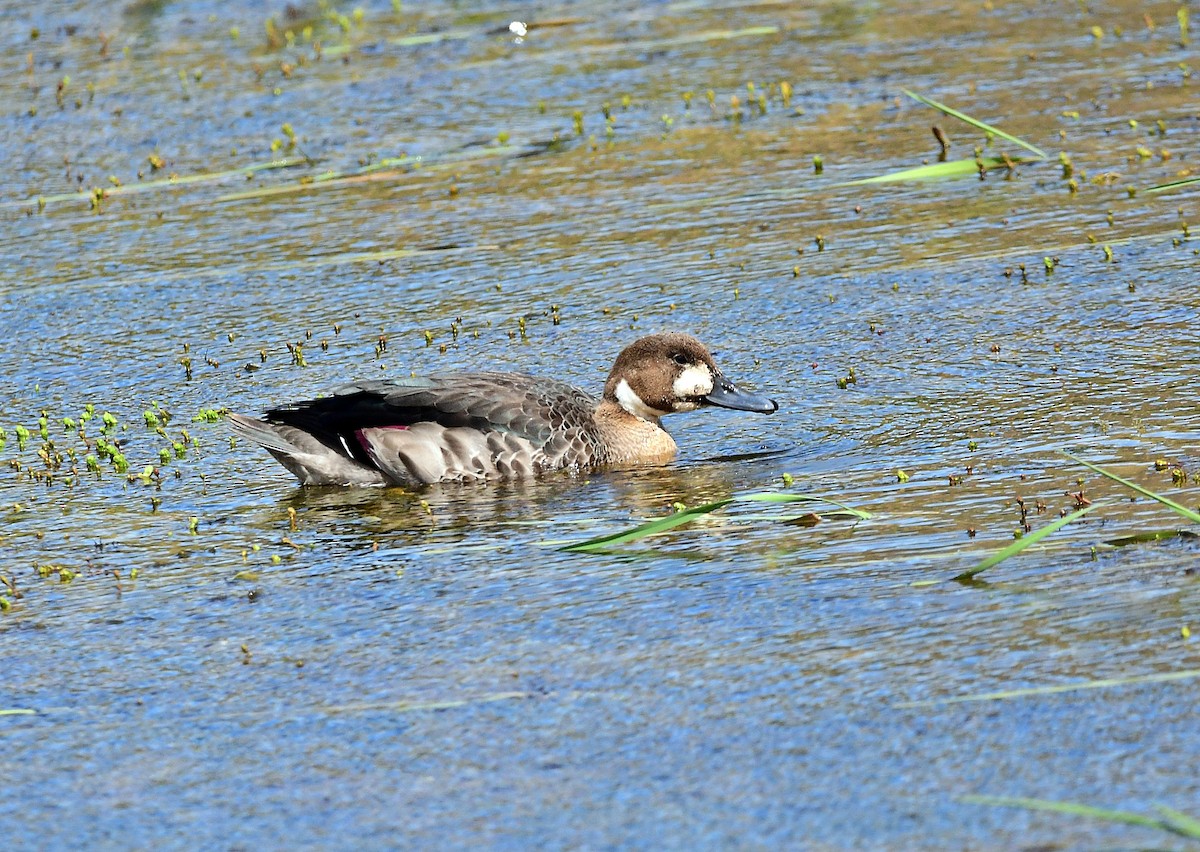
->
[616,379,668,421]
[673,364,715,398]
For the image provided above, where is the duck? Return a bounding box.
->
[227,332,778,486]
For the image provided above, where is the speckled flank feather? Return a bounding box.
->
[230,333,778,487]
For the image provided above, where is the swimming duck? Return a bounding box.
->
[228,332,778,486]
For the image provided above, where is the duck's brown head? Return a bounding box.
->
[602,332,778,421]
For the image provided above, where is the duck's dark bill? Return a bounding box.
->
[704,378,778,413]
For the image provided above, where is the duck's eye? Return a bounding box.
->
[671,353,690,366]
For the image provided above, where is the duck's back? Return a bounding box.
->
[264,372,605,484]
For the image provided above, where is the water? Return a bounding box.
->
[2,1,1198,848]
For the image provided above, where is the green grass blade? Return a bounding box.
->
[1064,452,1200,524]
[561,498,736,553]
[1104,529,1190,547]
[1144,175,1200,194]
[1153,805,1200,838]
[561,491,869,553]
[952,503,1099,582]
[960,796,1184,835]
[734,492,872,519]
[902,89,1049,158]
[841,155,1041,185]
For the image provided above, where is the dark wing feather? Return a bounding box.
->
[263,372,604,470]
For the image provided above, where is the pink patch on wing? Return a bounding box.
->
[355,426,407,459]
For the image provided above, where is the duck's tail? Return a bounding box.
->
[227,412,388,486]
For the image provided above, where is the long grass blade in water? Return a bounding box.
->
[1105,529,1195,547]
[390,28,477,47]
[733,492,870,516]
[841,155,1041,185]
[961,796,1200,840]
[1064,452,1200,524]
[1144,175,1200,194]
[950,503,1099,582]
[561,492,870,553]
[216,144,533,203]
[12,157,311,210]
[562,497,736,553]
[1156,805,1200,838]
[902,89,1049,158]
[311,690,532,718]
[895,667,1200,707]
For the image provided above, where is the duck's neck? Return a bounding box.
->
[593,399,678,465]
